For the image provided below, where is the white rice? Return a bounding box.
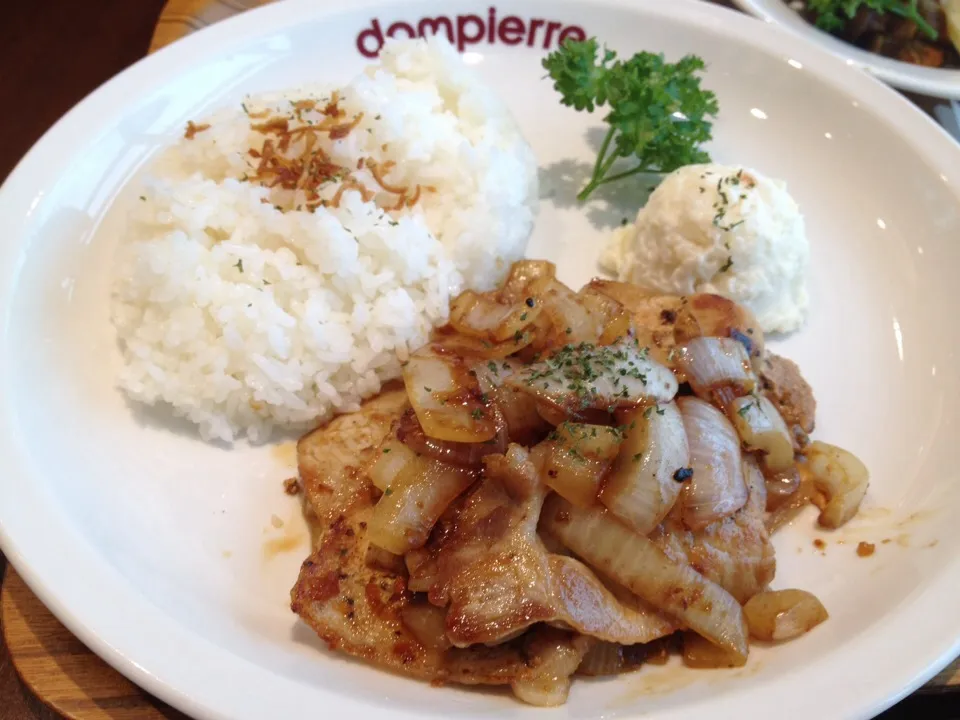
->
[112,38,538,442]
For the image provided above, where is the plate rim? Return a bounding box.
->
[731,0,960,99]
[2,0,960,717]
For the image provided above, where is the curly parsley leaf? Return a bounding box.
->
[542,38,719,202]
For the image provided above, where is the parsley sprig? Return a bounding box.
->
[542,38,718,201]
[806,0,937,39]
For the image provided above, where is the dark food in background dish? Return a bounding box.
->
[793,0,960,69]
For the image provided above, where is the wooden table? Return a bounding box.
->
[0,1,957,718]
[0,9,167,718]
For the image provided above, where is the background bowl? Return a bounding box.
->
[732,0,960,98]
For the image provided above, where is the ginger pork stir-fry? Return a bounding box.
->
[290,260,869,706]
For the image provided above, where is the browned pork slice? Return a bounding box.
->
[589,278,816,441]
[291,394,613,704]
[584,280,765,372]
[539,495,748,659]
[292,390,526,686]
[651,457,775,604]
[758,353,817,438]
[420,452,675,648]
[292,388,446,678]
[297,385,409,523]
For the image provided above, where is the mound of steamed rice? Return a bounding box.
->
[112,38,538,442]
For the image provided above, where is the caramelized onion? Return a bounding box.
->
[506,341,678,420]
[730,395,794,472]
[548,555,677,644]
[397,409,505,467]
[576,286,634,345]
[552,422,624,461]
[510,630,589,707]
[484,444,540,501]
[683,293,766,368]
[536,401,568,427]
[430,329,535,359]
[368,455,476,554]
[584,282,766,370]
[405,549,437,593]
[600,402,689,535]
[533,441,608,508]
[677,397,748,530]
[402,346,497,443]
[532,423,623,508]
[764,475,817,534]
[366,438,417,491]
[449,290,543,342]
[364,545,407,574]
[496,386,552,445]
[576,641,647,676]
[475,360,551,446]
[529,276,602,348]
[806,441,869,529]
[497,259,556,304]
[681,631,747,668]
[577,642,632,676]
[764,466,801,506]
[678,336,756,399]
[401,602,452,651]
[743,589,828,642]
[541,495,749,660]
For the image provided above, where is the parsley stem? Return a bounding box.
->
[595,165,659,188]
[578,158,661,201]
[579,141,623,201]
[591,126,617,186]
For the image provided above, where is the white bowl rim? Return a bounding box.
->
[1,0,960,718]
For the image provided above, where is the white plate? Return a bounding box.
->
[732,0,960,98]
[1,0,960,718]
